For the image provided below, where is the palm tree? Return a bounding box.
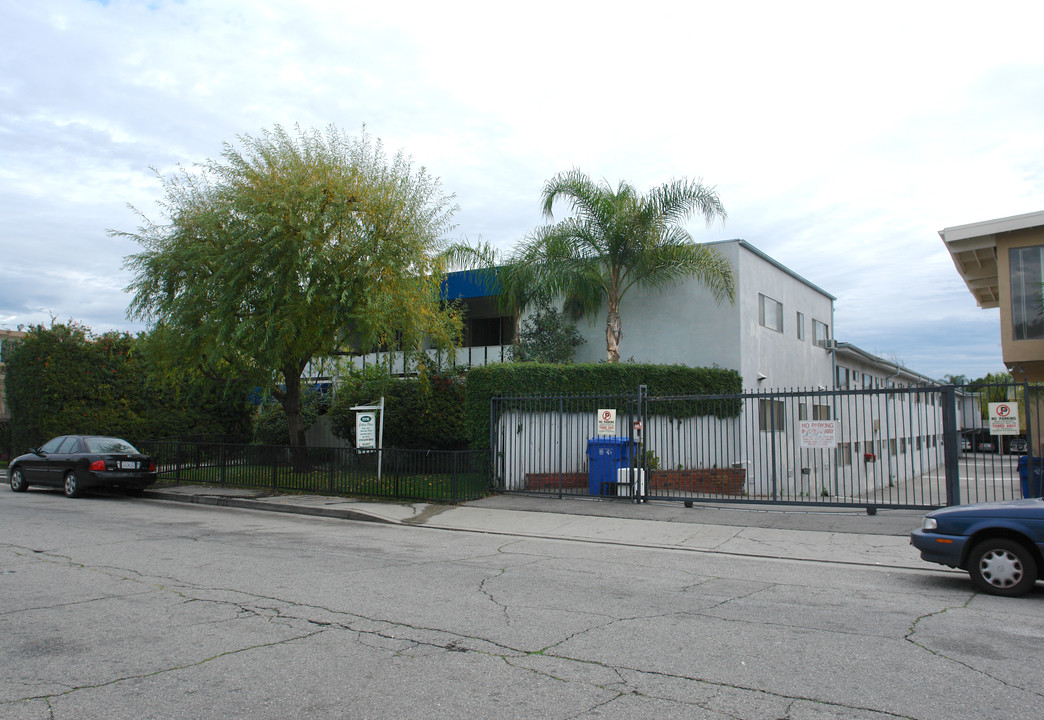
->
[504,169,735,363]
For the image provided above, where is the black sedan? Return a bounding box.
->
[8,436,157,498]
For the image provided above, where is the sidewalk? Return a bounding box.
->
[141,484,930,571]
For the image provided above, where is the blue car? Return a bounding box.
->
[911,499,1044,596]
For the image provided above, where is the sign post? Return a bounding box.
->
[350,396,385,482]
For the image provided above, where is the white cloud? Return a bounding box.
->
[2,0,1043,380]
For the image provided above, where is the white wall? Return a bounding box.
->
[569,240,834,390]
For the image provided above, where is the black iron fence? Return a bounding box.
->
[0,421,10,463]
[491,383,1044,510]
[139,439,490,503]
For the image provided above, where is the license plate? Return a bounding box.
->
[119,461,137,470]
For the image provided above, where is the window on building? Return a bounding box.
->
[759,294,783,333]
[862,374,873,389]
[798,403,808,420]
[837,442,851,465]
[796,311,805,340]
[465,316,515,347]
[813,403,831,420]
[813,319,830,347]
[836,366,849,389]
[759,399,786,431]
[900,437,907,454]
[1010,245,1044,340]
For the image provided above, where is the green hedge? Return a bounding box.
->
[465,362,742,448]
[328,367,468,450]
[4,323,252,454]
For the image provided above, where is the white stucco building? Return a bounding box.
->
[567,239,837,390]
[345,238,943,394]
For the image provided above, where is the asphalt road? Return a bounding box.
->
[2,489,1043,719]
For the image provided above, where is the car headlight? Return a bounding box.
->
[922,517,938,531]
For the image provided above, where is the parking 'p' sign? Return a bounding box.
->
[988,402,1019,436]
[597,408,617,436]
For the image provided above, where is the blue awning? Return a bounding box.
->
[441,269,501,300]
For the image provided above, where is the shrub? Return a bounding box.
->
[4,322,252,453]
[328,366,468,450]
[464,362,742,448]
[252,387,324,445]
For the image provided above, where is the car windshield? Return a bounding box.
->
[84,437,140,454]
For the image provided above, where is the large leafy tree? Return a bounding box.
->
[119,126,460,454]
[502,169,735,363]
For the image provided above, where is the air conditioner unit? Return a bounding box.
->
[615,468,645,497]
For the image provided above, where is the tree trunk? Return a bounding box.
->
[281,363,311,472]
[605,300,621,363]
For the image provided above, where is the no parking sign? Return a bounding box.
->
[988,402,1019,435]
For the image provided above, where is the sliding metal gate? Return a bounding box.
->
[491,384,1041,510]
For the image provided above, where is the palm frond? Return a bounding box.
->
[515,169,734,361]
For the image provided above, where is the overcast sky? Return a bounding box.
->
[2,0,1043,381]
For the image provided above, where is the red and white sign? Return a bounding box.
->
[988,402,1019,436]
[799,421,837,448]
[597,408,617,436]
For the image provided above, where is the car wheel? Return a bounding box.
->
[968,538,1038,597]
[63,471,83,498]
[9,468,28,492]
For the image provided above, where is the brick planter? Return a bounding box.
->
[524,468,745,495]
[524,473,587,490]
[649,468,746,495]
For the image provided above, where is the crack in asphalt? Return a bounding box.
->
[904,595,1044,700]
[0,538,1027,718]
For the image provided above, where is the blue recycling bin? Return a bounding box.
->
[587,437,633,496]
[1017,456,1043,498]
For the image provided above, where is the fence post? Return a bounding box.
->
[452,450,459,503]
[941,385,961,506]
[489,397,499,492]
[1022,381,1035,494]
[558,396,564,499]
[637,384,647,503]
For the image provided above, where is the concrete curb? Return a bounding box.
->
[138,486,929,571]
[142,489,403,525]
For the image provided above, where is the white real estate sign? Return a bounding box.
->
[988,402,1019,436]
[356,411,377,448]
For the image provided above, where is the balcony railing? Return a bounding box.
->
[346,345,510,375]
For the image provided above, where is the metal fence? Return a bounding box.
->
[0,421,10,462]
[491,384,1042,510]
[140,439,490,504]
